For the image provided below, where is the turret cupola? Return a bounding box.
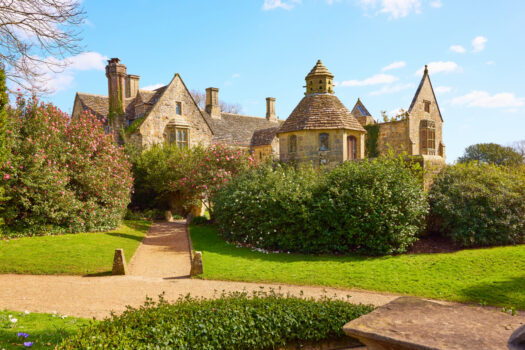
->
[305,60,334,95]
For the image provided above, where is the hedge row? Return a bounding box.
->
[58,291,374,349]
[214,158,428,255]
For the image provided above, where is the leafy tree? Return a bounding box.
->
[0,67,8,230]
[458,143,523,166]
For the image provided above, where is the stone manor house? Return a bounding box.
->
[72,58,445,167]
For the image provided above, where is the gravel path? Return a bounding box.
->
[0,221,399,319]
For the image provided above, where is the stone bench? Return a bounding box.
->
[343,296,525,350]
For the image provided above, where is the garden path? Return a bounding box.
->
[0,221,399,320]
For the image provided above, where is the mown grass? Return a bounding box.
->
[190,225,525,309]
[0,309,91,350]
[0,220,151,275]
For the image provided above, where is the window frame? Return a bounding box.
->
[166,125,189,149]
[420,120,436,155]
[176,101,182,115]
[289,135,297,153]
[319,133,329,151]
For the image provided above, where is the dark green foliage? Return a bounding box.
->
[364,124,379,158]
[58,291,374,350]
[0,68,8,231]
[124,116,145,135]
[191,215,210,225]
[458,143,523,166]
[429,163,525,247]
[214,158,428,255]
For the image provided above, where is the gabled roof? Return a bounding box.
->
[408,65,443,122]
[250,126,280,147]
[278,93,366,134]
[351,98,372,117]
[75,93,108,119]
[202,111,282,147]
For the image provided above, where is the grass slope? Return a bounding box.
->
[0,310,91,350]
[191,225,525,309]
[0,220,150,275]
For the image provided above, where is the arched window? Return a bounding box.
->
[319,133,329,151]
[289,135,297,153]
[347,135,357,160]
[420,120,436,155]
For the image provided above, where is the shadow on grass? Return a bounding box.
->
[84,271,112,277]
[124,220,152,232]
[458,275,525,310]
[105,232,144,242]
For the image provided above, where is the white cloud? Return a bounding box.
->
[341,73,398,87]
[370,83,414,96]
[486,61,495,65]
[262,0,300,10]
[142,83,164,91]
[382,61,406,71]
[15,51,107,94]
[451,90,524,108]
[416,61,460,75]
[358,0,421,19]
[434,86,451,94]
[449,45,466,53]
[389,107,405,116]
[430,0,442,8]
[472,36,487,52]
[232,73,241,79]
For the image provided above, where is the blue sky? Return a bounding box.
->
[36,0,525,162]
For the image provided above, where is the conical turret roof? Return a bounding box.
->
[306,60,334,79]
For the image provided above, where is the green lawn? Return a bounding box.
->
[0,220,151,275]
[0,309,91,349]
[190,225,525,309]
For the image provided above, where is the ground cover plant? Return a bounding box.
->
[214,157,427,255]
[58,291,374,349]
[0,96,133,236]
[0,309,90,350]
[190,225,525,309]
[0,220,150,275]
[429,163,525,247]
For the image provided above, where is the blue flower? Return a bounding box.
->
[23,341,34,347]
[17,332,29,338]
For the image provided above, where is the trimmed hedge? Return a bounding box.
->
[429,163,525,247]
[58,291,374,349]
[214,158,428,255]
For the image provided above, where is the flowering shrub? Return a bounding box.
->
[429,163,525,247]
[58,290,374,349]
[214,158,428,255]
[0,96,133,236]
[132,143,253,215]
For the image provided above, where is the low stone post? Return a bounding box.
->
[165,210,173,222]
[112,248,127,275]
[190,251,203,276]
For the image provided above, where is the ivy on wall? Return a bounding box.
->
[364,124,379,158]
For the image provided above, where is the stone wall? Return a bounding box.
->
[377,119,410,156]
[279,129,365,167]
[138,74,213,148]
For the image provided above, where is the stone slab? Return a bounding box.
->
[343,296,525,350]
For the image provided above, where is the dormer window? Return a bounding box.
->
[424,100,431,113]
[176,102,182,115]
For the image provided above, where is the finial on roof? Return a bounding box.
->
[424,64,428,74]
[357,97,361,102]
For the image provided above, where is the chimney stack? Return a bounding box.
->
[125,74,140,99]
[206,87,221,119]
[105,58,126,116]
[266,97,276,121]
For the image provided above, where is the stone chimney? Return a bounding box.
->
[105,58,126,115]
[206,87,221,119]
[125,74,140,98]
[266,97,276,121]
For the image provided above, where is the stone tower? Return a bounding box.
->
[305,60,335,95]
[105,58,127,124]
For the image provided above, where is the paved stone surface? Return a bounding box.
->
[343,296,525,350]
[128,221,191,278]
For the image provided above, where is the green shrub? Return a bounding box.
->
[58,291,373,349]
[429,163,525,247]
[214,158,428,255]
[191,215,210,225]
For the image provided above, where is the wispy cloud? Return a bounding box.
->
[232,73,241,79]
[434,86,452,94]
[142,83,164,91]
[451,90,524,108]
[430,0,442,8]
[382,61,406,71]
[370,83,414,96]
[262,0,301,11]
[357,0,422,19]
[486,61,495,65]
[341,73,398,87]
[472,36,487,52]
[416,61,460,75]
[449,45,466,53]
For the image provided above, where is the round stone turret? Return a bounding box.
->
[305,59,335,95]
